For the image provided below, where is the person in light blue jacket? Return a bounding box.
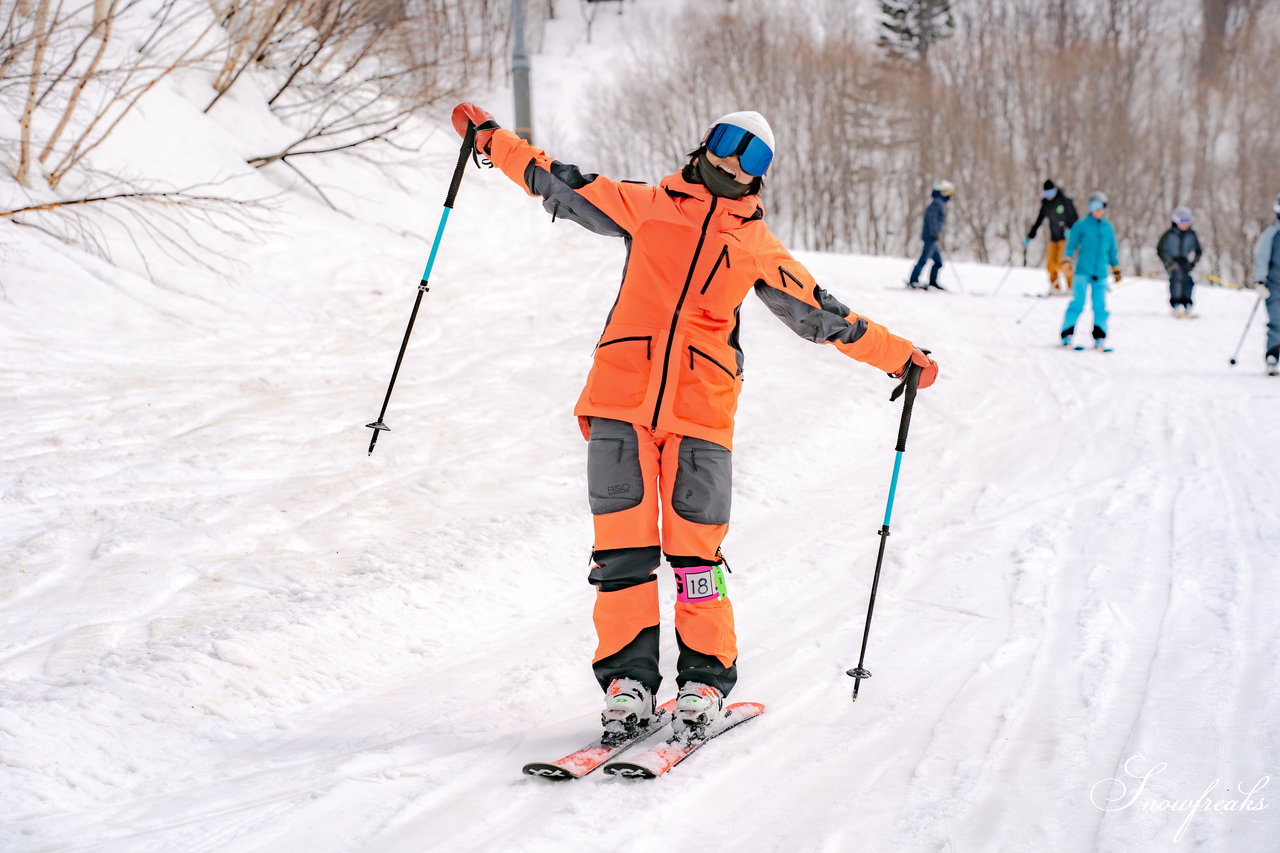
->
[1252,191,1280,372]
[1060,191,1121,349]
[908,180,954,290]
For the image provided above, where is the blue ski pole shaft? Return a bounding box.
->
[848,362,922,701]
[366,122,476,455]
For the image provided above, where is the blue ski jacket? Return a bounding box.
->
[920,190,948,243]
[1253,221,1280,289]
[1064,214,1119,281]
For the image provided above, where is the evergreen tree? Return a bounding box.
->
[878,0,955,64]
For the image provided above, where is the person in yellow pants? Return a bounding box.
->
[1025,180,1079,293]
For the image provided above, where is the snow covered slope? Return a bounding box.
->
[2,7,1278,853]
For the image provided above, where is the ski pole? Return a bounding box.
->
[991,264,1015,296]
[365,122,477,455]
[847,361,923,702]
[949,264,967,294]
[1228,291,1265,366]
[1014,297,1042,325]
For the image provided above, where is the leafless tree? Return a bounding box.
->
[582,0,1280,286]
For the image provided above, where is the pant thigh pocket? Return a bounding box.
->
[587,418,644,515]
[671,437,732,525]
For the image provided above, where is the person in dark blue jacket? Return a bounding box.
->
[908,180,954,290]
[1252,191,1280,374]
[1156,206,1203,317]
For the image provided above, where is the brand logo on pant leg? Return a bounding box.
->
[607,484,631,496]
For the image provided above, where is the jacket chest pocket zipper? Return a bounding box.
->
[599,336,652,359]
[699,246,731,294]
[688,346,736,378]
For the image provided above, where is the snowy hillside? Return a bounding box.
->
[3,5,1279,853]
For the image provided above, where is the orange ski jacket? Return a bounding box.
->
[487,129,916,450]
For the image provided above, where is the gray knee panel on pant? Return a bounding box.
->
[672,437,732,525]
[587,418,644,515]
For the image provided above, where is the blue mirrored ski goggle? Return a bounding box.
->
[1175,215,1192,225]
[1088,199,1106,212]
[1041,188,1057,199]
[705,123,774,176]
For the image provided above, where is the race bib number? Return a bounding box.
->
[674,565,726,602]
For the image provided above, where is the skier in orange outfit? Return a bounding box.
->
[451,103,939,736]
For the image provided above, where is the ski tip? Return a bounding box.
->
[726,701,767,715]
[603,762,657,780]
[522,762,578,781]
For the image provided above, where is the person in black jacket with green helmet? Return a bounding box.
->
[1024,180,1079,293]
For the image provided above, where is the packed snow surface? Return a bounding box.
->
[2,7,1278,853]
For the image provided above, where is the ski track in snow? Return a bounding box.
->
[5,211,1277,851]
[4,10,1280,853]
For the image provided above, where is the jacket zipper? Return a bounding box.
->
[699,245,730,294]
[598,335,652,359]
[651,196,718,429]
[688,346,735,378]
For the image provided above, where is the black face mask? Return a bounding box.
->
[694,154,753,200]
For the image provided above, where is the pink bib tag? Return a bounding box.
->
[674,564,727,603]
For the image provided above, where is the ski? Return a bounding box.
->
[522,699,676,781]
[1074,343,1114,353]
[892,281,949,293]
[602,701,766,779]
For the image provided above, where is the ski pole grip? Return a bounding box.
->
[444,122,477,209]
[895,363,921,452]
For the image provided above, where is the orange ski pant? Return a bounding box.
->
[585,417,737,695]
[1047,239,1074,290]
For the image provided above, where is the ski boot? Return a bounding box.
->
[601,678,656,745]
[674,682,724,739]
[1060,332,1073,348]
[1267,353,1279,377]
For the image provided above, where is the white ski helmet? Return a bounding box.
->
[1171,205,1192,224]
[934,179,955,197]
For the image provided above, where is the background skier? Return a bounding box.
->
[908,180,954,290]
[449,103,939,737]
[1156,206,1203,318]
[1252,191,1280,374]
[1024,179,1078,293]
[1060,191,1121,350]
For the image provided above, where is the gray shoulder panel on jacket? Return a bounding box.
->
[523,160,628,237]
[753,282,868,345]
[1255,224,1280,283]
